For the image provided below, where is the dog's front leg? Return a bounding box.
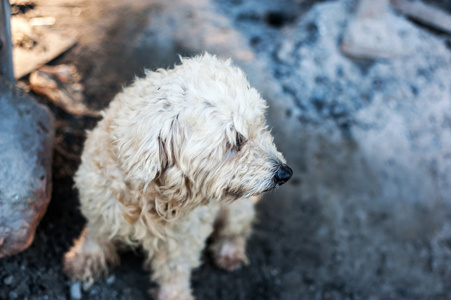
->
[64,226,119,281]
[145,236,204,300]
[210,197,256,271]
[150,261,193,300]
[144,207,218,300]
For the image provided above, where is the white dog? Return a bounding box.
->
[64,53,292,300]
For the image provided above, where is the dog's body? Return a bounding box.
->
[64,54,292,300]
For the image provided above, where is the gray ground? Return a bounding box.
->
[2,0,451,299]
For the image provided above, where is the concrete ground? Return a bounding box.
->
[1,0,451,299]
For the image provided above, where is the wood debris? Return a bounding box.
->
[30,64,100,117]
[11,17,77,79]
[10,0,35,5]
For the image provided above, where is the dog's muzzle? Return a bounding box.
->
[274,164,293,186]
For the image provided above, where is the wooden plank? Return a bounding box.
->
[33,0,86,7]
[10,0,33,5]
[11,17,77,79]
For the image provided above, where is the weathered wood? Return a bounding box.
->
[10,0,34,4]
[12,0,85,6]
[0,0,14,81]
[30,64,100,117]
[392,0,451,34]
[11,17,77,79]
[33,0,86,7]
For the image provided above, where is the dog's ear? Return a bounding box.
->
[111,112,195,221]
[111,117,173,185]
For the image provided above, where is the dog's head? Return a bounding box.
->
[111,53,292,219]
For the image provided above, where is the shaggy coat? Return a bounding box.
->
[64,54,291,300]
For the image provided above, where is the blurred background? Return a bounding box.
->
[1,0,451,299]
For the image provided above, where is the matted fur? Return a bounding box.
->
[64,53,290,300]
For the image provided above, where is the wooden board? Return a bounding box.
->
[11,17,77,79]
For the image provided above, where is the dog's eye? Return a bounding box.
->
[236,133,245,151]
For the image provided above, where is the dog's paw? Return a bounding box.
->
[64,248,105,280]
[64,229,119,280]
[64,249,93,280]
[211,237,249,271]
[64,242,117,280]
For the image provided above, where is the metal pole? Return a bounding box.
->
[0,0,14,82]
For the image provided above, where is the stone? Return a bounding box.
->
[0,77,54,258]
[70,281,82,300]
[3,275,14,285]
[106,275,115,285]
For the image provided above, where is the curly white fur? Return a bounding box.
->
[64,53,290,300]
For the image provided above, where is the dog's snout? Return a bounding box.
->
[274,164,293,185]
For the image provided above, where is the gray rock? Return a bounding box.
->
[3,274,13,285]
[70,281,82,300]
[106,275,115,285]
[0,77,54,257]
[8,291,18,299]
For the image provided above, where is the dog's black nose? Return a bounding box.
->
[274,164,293,185]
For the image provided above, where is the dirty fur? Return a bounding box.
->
[63,53,290,300]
